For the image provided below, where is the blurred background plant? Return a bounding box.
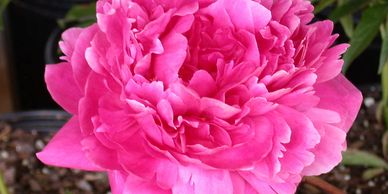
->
[311,0,388,183]
[0,0,9,30]
[0,170,9,194]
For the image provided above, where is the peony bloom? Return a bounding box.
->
[37,0,362,193]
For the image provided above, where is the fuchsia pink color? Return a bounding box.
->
[37,0,363,193]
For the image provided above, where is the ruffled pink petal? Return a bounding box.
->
[59,28,83,61]
[154,31,188,85]
[173,166,233,194]
[81,135,122,170]
[188,70,217,97]
[45,62,82,114]
[123,174,171,194]
[109,170,127,194]
[36,116,101,171]
[303,75,362,175]
[302,124,346,175]
[78,73,108,135]
[314,74,362,131]
[205,0,271,32]
[193,117,273,169]
[274,106,320,177]
[115,132,178,189]
[200,97,241,119]
[71,24,98,89]
[172,0,199,16]
[269,175,300,194]
[315,44,349,83]
[239,172,277,194]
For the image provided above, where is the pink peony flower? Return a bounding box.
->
[37,0,362,193]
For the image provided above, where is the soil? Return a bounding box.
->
[0,123,110,194]
[0,85,386,194]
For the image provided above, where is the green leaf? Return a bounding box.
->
[0,0,10,31]
[338,0,354,38]
[64,190,73,194]
[328,0,371,22]
[377,101,385,123]
[378,17,388,74]
[362,168,385,180]
[58,2,96,28]
[341,149,388,169]
[314,0,336,14]
[65,3,96,21]
[340,15,354,38]
[0,171,9,194]
[383,62,388,125]
[342,4,388,72]
[382,131,388,160]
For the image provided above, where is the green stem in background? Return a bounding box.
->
[338,0,354,38]
[313,0,336,14]
[0,171,9,194]
[342,3,388,72]
[0,0,10,30]
[381,15,388,125]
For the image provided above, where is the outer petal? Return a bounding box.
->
[71,24,98,90]
[302,124,346,175]
[315,44,349,83]
[59,27,83,61]
[303,74,362,175]
[36,116,102,171]
[45,62,82,114]
[314,74,362,131]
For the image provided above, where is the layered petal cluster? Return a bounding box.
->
[37,0,362,193]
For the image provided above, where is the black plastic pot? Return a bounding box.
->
[3,1,94,111]
[0,110,70,132]
[11,0,95,19]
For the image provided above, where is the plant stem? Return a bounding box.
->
[0,171,9,194]
[303,176,345,194]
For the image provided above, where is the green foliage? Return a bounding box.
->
[328,0,371,22]
[342,4,388,72]
[0,171,9,194]
[314,0,336,14]
[383,62,388,126]
[342,149,388,181]
[362,168,385,180]
[0,0,9,31]
[382,131,388,160]
[64,190,73,194]
[379,18,388,74]
[58,2,97,28]
[341,149,388,169]
[312,0,388,72]
[382,16,388,127]
[338,0,354,38]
